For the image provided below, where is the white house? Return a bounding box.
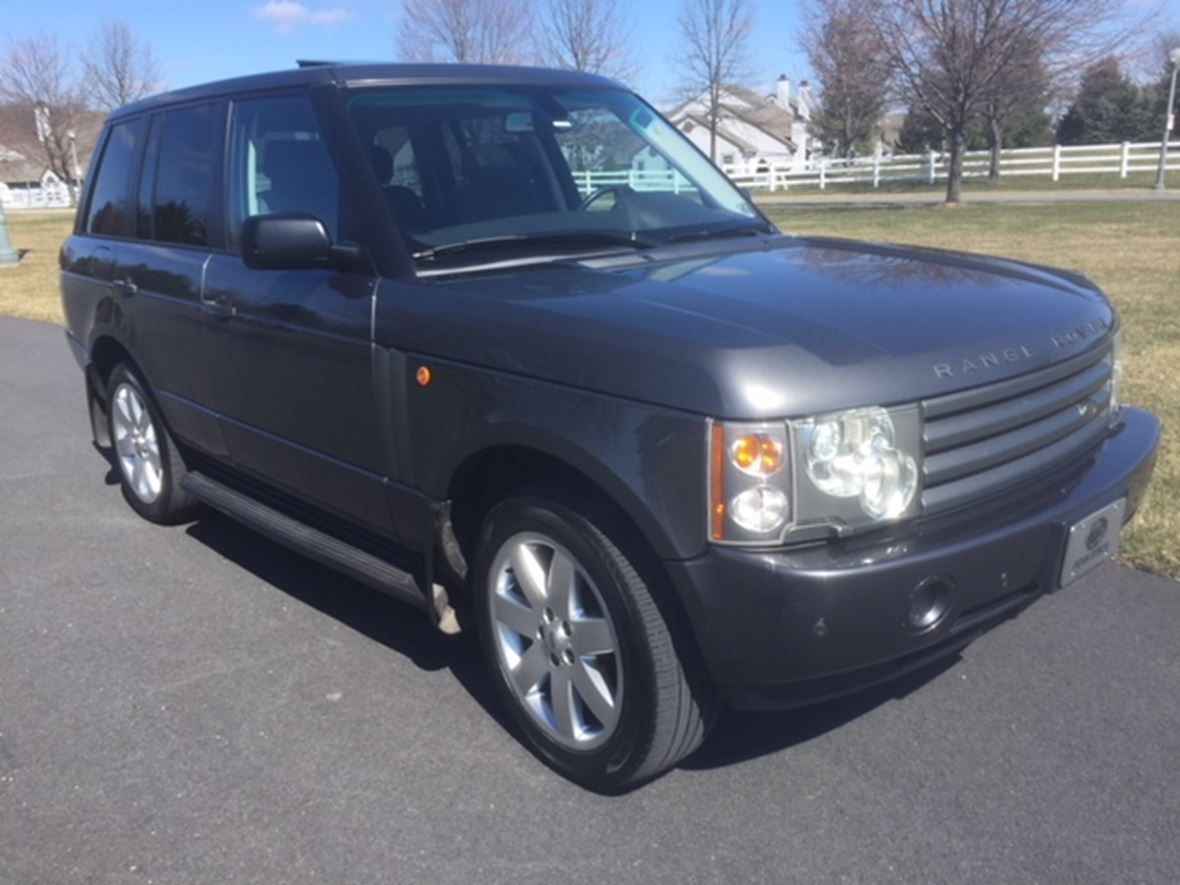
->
[654,76,814,173]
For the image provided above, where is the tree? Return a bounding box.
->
[0,33,87,204]
[394,0,534,64]
[866,0,1139,204]
[82,18,162,111]
[1056,58,1154,145]
[895,102,942,153]
[538,0,638,82]
[675,0,753,161]
[803,0,892,158]
[980,31,1049,180]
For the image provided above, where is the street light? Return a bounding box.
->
[1153,47,1180,192]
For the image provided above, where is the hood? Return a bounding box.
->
[386,235,1115,419]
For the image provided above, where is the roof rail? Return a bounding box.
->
[295,59,339,68]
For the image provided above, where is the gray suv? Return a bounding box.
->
[61,62,1160,790]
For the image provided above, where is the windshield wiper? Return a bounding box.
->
[412,230,656,262]
[661,224,773,246]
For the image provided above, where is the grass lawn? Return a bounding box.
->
[3,203,1178,579]
[1,209,73,324]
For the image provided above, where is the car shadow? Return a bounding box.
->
[183,508,965,777]
[181,513,519,738]
[682,656,961,770]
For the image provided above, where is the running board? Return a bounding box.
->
[181,471,429,613]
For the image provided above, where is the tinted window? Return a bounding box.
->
[227,94,340,246]
[153,104,219,246]
[86,118,144,237]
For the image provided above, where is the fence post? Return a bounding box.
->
[819,158,827,190]
[672,171,680,194]
[768,167,777,192]
[1052,144,1061,182]
[1120,142,1130,178]
[927,149,936,184]
[872,152,881,188]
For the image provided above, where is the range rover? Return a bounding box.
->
[61,63,1160,791]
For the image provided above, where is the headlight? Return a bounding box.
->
[708,404,922,546]
[1108,330,1123,422]
[798,406,920,521]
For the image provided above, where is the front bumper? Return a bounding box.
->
[667,407,1160,711]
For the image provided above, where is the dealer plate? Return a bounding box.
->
[1060,498,1125,588]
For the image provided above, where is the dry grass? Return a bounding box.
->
[764,201,1180,579]
[3,203,1178,578]
[1,210,71,324]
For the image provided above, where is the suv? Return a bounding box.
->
[62,63,1160,791]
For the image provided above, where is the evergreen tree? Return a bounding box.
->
[1056,57,1155,144]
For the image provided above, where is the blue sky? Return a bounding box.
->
[1,0,813,105]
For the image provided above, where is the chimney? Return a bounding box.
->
[797,80,813,120]
[775,74,790,107]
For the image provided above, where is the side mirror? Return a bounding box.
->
[240,213,360,271]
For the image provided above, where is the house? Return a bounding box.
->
[0,103,99,208]
[654,76,814,172]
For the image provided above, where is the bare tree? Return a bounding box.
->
[866,0,1143,204]
[675,0,753,161]
[803,0,892,158]
[538,0,638,82]
[0,33,88,204]
[980,30,1048,181]
[82,18,162,111]
[395,0,535,64]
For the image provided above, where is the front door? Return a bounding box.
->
[202,91,391,535]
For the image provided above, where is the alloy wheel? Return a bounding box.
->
[489,532,623,750]
[111,382,163,504]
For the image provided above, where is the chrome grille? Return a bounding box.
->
[921,344,1113,514]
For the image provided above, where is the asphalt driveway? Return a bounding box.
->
[1,315,1178,884]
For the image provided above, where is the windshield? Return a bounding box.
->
[344,85,767,265]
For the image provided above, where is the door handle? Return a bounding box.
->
[112,278,138,296]
[200,298,237,319]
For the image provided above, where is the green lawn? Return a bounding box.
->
[3,203,1178,578]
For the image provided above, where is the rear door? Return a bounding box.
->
[115,101,228,458]
[201,90,391,534]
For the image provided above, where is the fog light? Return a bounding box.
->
[730,485,789,534]
[908,577,953,631]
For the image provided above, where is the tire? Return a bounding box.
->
[106,363,199,525]
[472,488,718,791]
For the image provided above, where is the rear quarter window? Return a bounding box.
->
[85,118,145,237]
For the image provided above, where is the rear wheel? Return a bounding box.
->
[473,489,717,791]
[107,363,198,525]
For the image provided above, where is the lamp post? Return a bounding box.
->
[1153,47,1180,192]
[0,200,19,267]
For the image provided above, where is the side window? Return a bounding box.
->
[153,104,219,246]
[227,94,340,247]
[86,118,144,237]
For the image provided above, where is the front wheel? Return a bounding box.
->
[473,490,717,791]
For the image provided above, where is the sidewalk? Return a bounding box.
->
[756,188,1180,208]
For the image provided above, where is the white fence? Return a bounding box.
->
[5,140,1177,210]
[582,140,1180,194]
[0,180,74,210]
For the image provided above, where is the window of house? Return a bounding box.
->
[152,104,219,247]
[86,117,144,237]
[227,94,341,247]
